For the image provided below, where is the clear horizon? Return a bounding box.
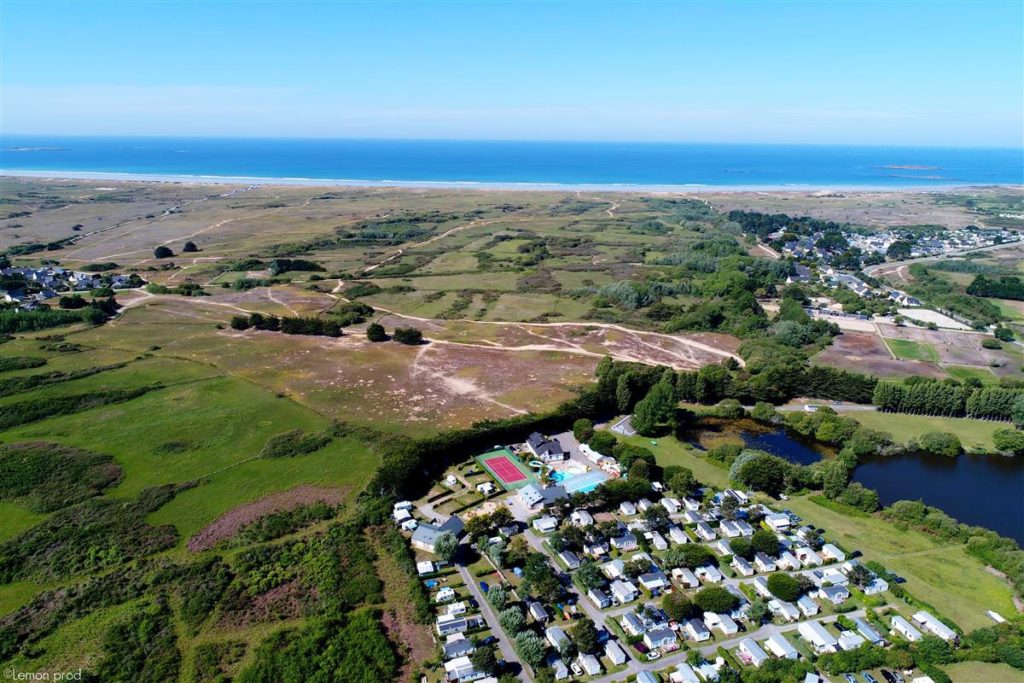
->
[2,1,1022,147]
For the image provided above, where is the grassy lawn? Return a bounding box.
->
[0,502,46,543]
[943,662,1024,683]
[786,495,1017,631]
[991,298,1024,321]
[944,365,999,385]
[883,337,940,362]
[844,410,1002,451]
[635,432,1017,632]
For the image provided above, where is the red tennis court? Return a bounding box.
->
[476,449,536,489]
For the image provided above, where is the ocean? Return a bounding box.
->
[2,136,1022,189]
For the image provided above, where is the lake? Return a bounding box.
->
[717,427,1023,544]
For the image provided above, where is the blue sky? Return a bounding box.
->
[2,1,1022,146]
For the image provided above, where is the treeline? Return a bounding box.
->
[268,258,324,275]
[726,209,849,239]
[0,387,153,431]
[231,313,343,337]
[967,274,1024,301]
[0,302,115,334]
[904,264,1001,327]
[146,282,207,296]
[873,377,1024,421]
[0,363,129,399]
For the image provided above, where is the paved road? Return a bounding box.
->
[457,551,530,681]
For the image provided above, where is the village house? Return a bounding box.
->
[529,602,548,623]
[838,631,866,651]
[704,612,739,636]
[610,579,639,605]
[412,516,465,554]
[684,618,711,642]
[661,497,681,514]
[603,559,626,579]
[638,571,670,593]
[443,635,475,660]
[670,663,702,683]
[605,639,627,665]
[644,628,677,651]
[753,576,772,598]
[668,525,689,545]
[695,564,723,584]
[797,594,820,617]
[820,543,846,562]
[558,549,581,570]
[577,653,602,677]
[546,626,571,653]
[768,599,800,623]
[765,512,792,531]
[611,532,638,551]
[738,638,770,668]
[533,516,558,534]
[914,611,958,643]
[647,530,668,551]
[695,521,717,541]
[720,520,754,538]
[795,546,823,567]
[732,556,755,577]
[619,501,638,516]
[798,620,839,654]
[570,509,594,527]
[764,633,799,660]
[444,655,484,682]
[818,584,850,605]
[588,587,611,609]
[526,432,565,462]
[891,615,923,642]
[753,552,777,573]
[672,567,700,588]
[435,586,456,603]
[854,617,885,646]
[776,550,801,571]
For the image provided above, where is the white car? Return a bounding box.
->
[647,651,662,661]
[570,663,584,676]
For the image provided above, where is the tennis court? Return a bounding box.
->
[476,448,537,489]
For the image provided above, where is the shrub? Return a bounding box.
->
[0,442,121,513]
[182,241,199,253]
[992,428,1024,454]
[153,245,174,259]
[573,418,595,444]
[766,573,802,601]
[393,327,424,345]
[918,432,962,457]
[259,430,332,458]
[693,585,740,614]
[230,315,251,330]
[366,322,387,342]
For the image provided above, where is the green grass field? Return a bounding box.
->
[842,410,1003,451]
[884,337,941,362]
[627,431,1018,631]
[944,365,999,385]
[943,662,1024,683]
[991,298,1024,321]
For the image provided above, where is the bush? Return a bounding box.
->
[982,338,1003,350]
[766,573,801,601]
[182,241,199,253]
[58,295,87,309]
[392,327,424,345]
[992,428,1024,454]
[0,442,121,513]
[573,418,595,444]
[589,430,617,456]
[366,323,387,342]
[230,315,251,330]
[918,432,962,457]
[153,245,174,259]
[259,430,332,458]
[693,585,740,614]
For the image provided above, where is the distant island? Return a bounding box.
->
[882,164,943,170]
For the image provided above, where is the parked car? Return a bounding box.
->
[479,582,489,593]
[844,675,859,683]
[647,651,661,661]
[880,670,902,683]
[570,663,583,676]
[862,673,879,683]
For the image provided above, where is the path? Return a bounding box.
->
[364,216,521,272]
[457,555,528,681]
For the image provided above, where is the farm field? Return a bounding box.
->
[883,337,941,362]
[943,662,1024,683]
[843,410,1004,451]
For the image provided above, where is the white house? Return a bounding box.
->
[684,618,711,642]
[670,663,702,683]
[417,560,436,576]
[647,531,668,551]
[529,602,548,623]
[412,516,465,554]
[611,532,639,551]
[639,571,670,593]
[765,513,792,531]
[732,556,755,577]
[752,576,773,598]
[863,577,890,595]
[854,617,885,646]
[605,640,627,665]
[533,516,558,533]
[435,586,456,603]
[695,564,723,584]
[838,631,866,651]
[526,432,565,462]
[914,611,958,643]
[795,547,823,567]
[610,579,639,605]
[891,615,922,642]
[558,550,581,570]
[644,628,678,650]
[798,621,838,654]
[546,626,571,652]
[682,497,701,512]
[753,552,777,573]
[603,559,626,579]
[662,497,681,514]
[401,519,419,532]
[447,601,468,616]
[672,567,700,588]
[713,539,732,556]
[394,508,413,524]
[638,498,654,512]
[820,543,846,562]
[476,482,495,495]
[620,501,637,516]
[768,599,800,623]
[720,520,754,538]
[797,594,820,617]
[668,525,689,545]
[776,551,801,571]
[444,656,484,682]
[704,612,739,636]
[570,509,594,527]
[738,638,770,668]
[695,522,717,541]
[577,653,602,676]
[588,587,611,609]
[818,585,850,605]
[764,634,798,660]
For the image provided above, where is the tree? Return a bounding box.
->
[993,427,1024,454]
[747,598,769,626]
[433,532,458,563]
[487,586,508,610]
[730,451,789,497]
[523,553,563,602]
[589,431,617,456]
[846,563,873,588]
[571,618,600,655]
[719,496,739,521]
[751,402,780,424]
[58,295,87,309]
[153,246,174,259]
[575,561,604,591]
[643,503,669,531]
[498,606,524,633]
[728,537,753,560]
[182,241,199,253]
[230,315,251,330]
[693,586,740,614]
[821,459,851,499]
[573,418,594,444]
[1012,396,1024,429]
[623,558,650,579]
[918,432,962,457]
[471,646,499,675]
[662,592,696,622]
[615,374,633,413]
[750,529,779,556]
[513,631,546,667]
[668,468,696,496]
[661,544,714,570]
[366,323,387,342]
[766,573,801,602]
[632,397,658,436]
[392,327,424,345]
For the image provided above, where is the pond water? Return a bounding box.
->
[700,425,1024,544]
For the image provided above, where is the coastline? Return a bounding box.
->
[3,169,1020,194]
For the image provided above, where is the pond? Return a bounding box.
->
[689,423,1024,544]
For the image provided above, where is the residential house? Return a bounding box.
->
[695,522,717,541]
[526,432,565,462]
[668,526,689,545]
[671,664,702,683]
[704,612,739,636]
[713,539,732,556]
[437,614,483,636]
[682,510,702,525]
[684,618,711,642]
[838,631,866,651]
[558,550,581,570]
[533,516,558,534]
[820,543,846,562]
[637,672,659,683]
[776,550,801,571]
[401,519,419,532]
[550,659,569,681]
[914,611,958,643]
[620,501,638,516]
[765,513,792,531]
[796,594,820,617]
[695,564,723,584]
[752,576,772,598]
[753,552,777,573]
[672,567,700,588]
[611,532,639,551]
[638,498,655,512]
[764,634,798,660]
[570,509,594,527]
[605,640,627,665]
[863,577,890,595]
[447,601,467,616]
[416,561,435,576]
[738,638,770,668]
[519,484,568,510]
[578,653,602,676]
[732,556,755,577]
[891,616,922,642]
[546,626,571,653]
[610,579,639,605]
[443,635,475,660]
[853,618,884,646]
[768,599,800,623]
[622,612,646,637]
[584,541,609,559]
[795,547,823,567]
[682,497,701,512]
[435,586,456,603]
[645,628,678,651]
[798,621,839,654]
[603,559,626,579]
[818,585,850,606]
[588,587,611,609]
[412,516,465,554]
[476,482,495,495]
[444,656,484,682]
[662,497,681,514]
[528,602,548,623]
[647,531,668,551]
[720,520,754,538]
[639,571,670,593]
